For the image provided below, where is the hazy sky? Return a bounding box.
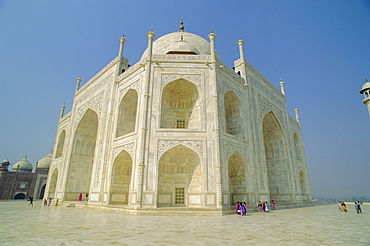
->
[0,1,369,197]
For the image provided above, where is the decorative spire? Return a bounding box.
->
[210,28,214,33]
[279,78,286,95]
[180,18,184,32]
[294,106,301,127]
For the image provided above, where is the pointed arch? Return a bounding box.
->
[39,184,46,199]
[262,111,291,202]
[65,109,98,200]
[160,79,200,129]
[55,130,66,159]
[224,91,242,137]
[157,145,201,207]
[116,89,138,137]
[228,151,247,204]
[110,149,132,204]
[48,168,59,199]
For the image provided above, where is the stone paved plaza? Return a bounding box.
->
[0,201,369,245]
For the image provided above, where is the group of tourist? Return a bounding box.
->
[43,198,52,206]
[257,200,276,212]
[338,201,363,213]
[236,200,277,215]
[338,201,347,212]
[235,202,248,215]
[354,201,363,213]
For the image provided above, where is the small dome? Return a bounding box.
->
[13,158,33,173]
[1,159,10,165]
[360,81,370,94]
[36,154,51,169]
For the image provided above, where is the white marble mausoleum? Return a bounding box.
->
[44,23,312,214]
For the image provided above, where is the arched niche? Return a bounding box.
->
[160,79,200,129]
[47,168,58,199]
[157,145,201,207]
[110,149,132,204]
[224,91,242,137]
[228,151,247,204]
[14,193,26,200]
[262,111,291,202]
[65,109,98,200]
[55,130,66,159]
[293,133,303,162]
[116,89,138,137]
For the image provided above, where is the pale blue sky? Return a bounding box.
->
[0,0,369,197]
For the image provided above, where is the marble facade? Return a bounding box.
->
[44,26,312,214]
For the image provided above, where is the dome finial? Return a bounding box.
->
[180,18,184,32]
[366,78,369,82]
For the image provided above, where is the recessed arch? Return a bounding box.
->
[110,149,132,204]
[262,111,291,202]
[157,145,201,207]
[224,91,242,137]
[116,89,138,137]
[228,151,247,204]
[14,193,26,200]
[160,79,200,129]
[55,130,66,159]
[47,168,59,199]
[65,109,98,200]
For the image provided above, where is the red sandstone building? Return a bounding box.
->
[0,155,50,200]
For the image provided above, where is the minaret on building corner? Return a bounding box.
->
[360,78,370,116]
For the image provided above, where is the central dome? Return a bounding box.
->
[140,31,220,61]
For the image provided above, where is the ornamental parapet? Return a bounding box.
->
[152,54,212,62]
[363,98,370,104]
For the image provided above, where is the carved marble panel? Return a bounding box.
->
[157,140,203,159]
[161,74,202,89]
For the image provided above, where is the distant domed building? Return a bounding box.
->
[0,155,50,200]
[44,22,312,214]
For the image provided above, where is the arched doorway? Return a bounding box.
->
[160,79,200,129]
[110,150,132,204]
[228,151,247,204]
[262,111,291,203]
[14,193,25,200]
[157,145,201,207]
[116,89,138,137]
[65,109,98,201]
[39,184,46,199]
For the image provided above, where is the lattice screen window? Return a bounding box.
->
[175,187,185,204]
[176,120,185,128]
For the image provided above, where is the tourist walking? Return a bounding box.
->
[341,201,347,212]
[357,201,362,213]
[265,201,270,212]
[48,198,52,206]
[239,202,246,215]
[257,201,263,212]
[242,202,247,215]
[28,196,34,207]
[272,200,276,210]
[354,202,358,213]
[78,193,83,201]
[43,199,48,206]
[85,193,89,202]
[338,201,344,212]
[235,202,240,214]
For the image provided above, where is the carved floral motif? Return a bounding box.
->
[157,140,203,159]
[161,74,202,89]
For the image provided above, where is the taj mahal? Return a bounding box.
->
[44,22,312,214]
